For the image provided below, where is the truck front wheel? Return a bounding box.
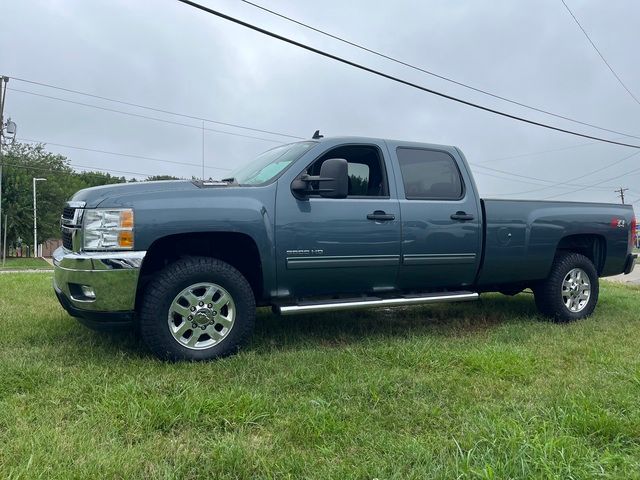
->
[534,252,599,322]
[139,257,255,361]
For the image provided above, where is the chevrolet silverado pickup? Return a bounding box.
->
[53,136,637,360]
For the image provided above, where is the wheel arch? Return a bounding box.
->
[136,232,265,308]
[554,233,606,275]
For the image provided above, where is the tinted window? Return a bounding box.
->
[306,145,388,197]
[397,148,463,200]
[347,163,370,196]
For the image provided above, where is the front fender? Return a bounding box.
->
[101,184,278,297]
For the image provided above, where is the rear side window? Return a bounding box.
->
[397,148,464,200]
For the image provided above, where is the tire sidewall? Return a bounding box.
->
[544,253,599,322]
[140,258,255,361]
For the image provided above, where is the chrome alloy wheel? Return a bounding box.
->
[561,268,591,313]
[167,282,236,350]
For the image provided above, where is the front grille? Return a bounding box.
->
[60,202,85,251]
[62,206,76,220]
[62,229,73,250]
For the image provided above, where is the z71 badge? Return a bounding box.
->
[611,218,627,228]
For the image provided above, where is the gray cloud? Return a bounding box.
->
[1,0,639,203]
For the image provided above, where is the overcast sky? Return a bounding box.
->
[1,0,639,204]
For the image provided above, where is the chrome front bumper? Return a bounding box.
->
[53,246,146,315]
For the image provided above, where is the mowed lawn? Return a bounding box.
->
[1,274,640,479]
[0,257,52,270]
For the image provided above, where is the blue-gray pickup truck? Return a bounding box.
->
[54,136,637,360]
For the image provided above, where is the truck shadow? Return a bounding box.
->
[248,293,542,353]
[73,293,543,360]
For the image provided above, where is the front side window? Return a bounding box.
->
[397,148,464,200]
[305,145,388,197]
[347,163,370,196]
[229,141,316,186]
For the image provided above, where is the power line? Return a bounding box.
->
[117,1,640,194]
[473,164,619,191]
[235,4,640,199]
[22,93,599,190]
[542,150,640,186]
[17,81,621,182]
[560,0,640,106]
[473,169,568,188]
[543,163,640,199]
[19,136,627,197]
[475,139,601,165]
[9,76,304,140]
[473,149,640,191]
[17,137,233,172]
[20,127,626,195]
[26,82,615,189]
[0,159,155,178]
[472,169,609,196]
[12,86,634,192]
[490,149,640,196]
[474,138,637,196]
[240,0,640,141]
[9,87,284,144]
[175,0,640,150]
[476,133,635,165]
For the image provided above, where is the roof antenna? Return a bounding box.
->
[312,130,323,139]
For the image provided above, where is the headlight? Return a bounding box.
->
[83,209,134,250]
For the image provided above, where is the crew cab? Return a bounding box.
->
[53,136,637,360]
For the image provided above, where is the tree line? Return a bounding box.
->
[0,142,178,248]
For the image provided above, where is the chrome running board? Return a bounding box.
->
[274,291,478,315]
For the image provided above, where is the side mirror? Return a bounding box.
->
[319,158,348,198]
[291,158,349,199]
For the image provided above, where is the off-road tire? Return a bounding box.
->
[139,257,255,361]
[534,252,599,322]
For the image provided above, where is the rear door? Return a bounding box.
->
[389,143,482,289]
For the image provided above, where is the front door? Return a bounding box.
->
[275,142,401,298]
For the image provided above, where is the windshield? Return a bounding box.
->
[228,141,316,186]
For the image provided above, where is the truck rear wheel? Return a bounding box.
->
[534,252,599,322]
[139,257,255,361]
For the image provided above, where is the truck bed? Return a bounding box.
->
[476,198,634,288]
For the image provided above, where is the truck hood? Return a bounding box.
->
[71,180,201,208]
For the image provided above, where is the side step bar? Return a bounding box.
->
[274,291,478,315]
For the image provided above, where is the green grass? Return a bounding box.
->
[0,257,52,270]
[1,274,640,478]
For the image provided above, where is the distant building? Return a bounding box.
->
[42,238,63,257]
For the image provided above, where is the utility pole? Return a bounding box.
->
[0,76,16,265]
[615,187,629,204]
[0,76,7,265]
[2,215,6,268]
[201,120,205,180]
[33,177,46,257]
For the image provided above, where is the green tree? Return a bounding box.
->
[146,175,180,181]
[348,174,368,195]
[0,142,126,248]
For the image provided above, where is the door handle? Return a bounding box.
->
[367,210,395,221]
[450,211,474,221]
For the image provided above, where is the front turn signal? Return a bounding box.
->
[118,230,134,249]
